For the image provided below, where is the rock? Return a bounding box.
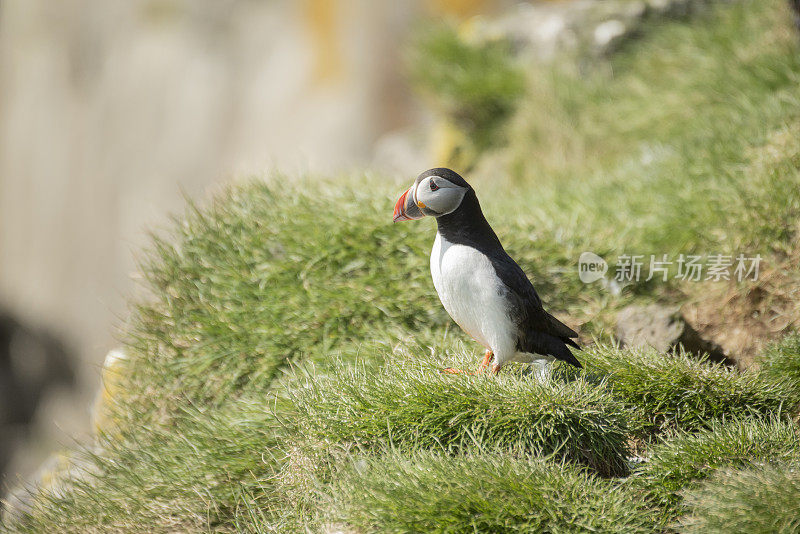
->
[464,0,718,63]
[623,1,648,20]
[647,0,674,15]
[594,20,627,48]
[791,0,800,31]
[91,348,129,436]
[616,304,731,364]
[324,524,359,534]
[477,2,571,61]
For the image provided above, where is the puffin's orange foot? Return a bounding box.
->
[441,367,479,376]
[479,350,494,373]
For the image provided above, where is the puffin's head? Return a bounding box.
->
[392,168,470,222]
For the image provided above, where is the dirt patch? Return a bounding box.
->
[683,250,800,369]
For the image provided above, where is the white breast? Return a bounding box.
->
[430,232,518,362]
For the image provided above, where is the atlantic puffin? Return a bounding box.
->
[393,168,581,374]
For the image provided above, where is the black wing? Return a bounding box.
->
[490,252,582,368]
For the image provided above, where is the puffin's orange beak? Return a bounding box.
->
[393,189,411,222]
[392,186,423,222]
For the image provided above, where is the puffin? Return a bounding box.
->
[393,168,581,375]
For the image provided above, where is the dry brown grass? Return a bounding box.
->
[684,249,800,368]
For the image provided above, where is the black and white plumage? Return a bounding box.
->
[393,168,581,373]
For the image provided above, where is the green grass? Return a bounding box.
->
[759,332,800,405]
[16,402,285,532]
[5,0,800,532]
[326,451,653,534]
[578,344,796,434]
[680,462,800,533]
[286,351,635,477]
[632,418,800,523]
[407,25,525,153]
[119,181,442,419]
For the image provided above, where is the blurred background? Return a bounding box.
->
[0,0,528,494]
[2,0,795,501]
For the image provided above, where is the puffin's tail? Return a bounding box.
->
[523,331,582,369]
[554,339,582,369]
[563,336,581,351]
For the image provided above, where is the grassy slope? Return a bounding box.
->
[6,1,800,532]
[502,0,800,258]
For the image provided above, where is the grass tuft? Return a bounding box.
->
[119,179,443,419]
[12,402,285,533]
[579,343,795,434]
[759,332,800,406]
[632,418,800,523]
[286,351,635,476]
[680,462,800,534]
[327,450,653,534]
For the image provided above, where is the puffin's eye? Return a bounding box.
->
[430,180,439,191]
